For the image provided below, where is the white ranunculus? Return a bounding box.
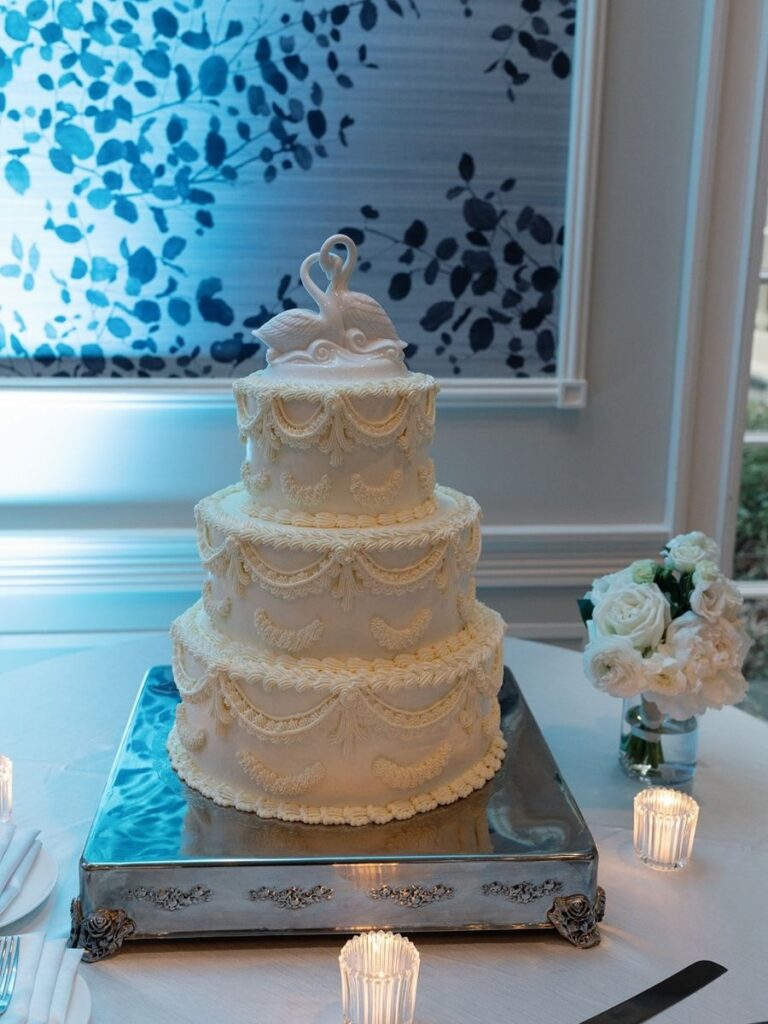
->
[586,568,634,606]
[664,531,720,573]
[689,576,743,623]
[630,559,657,584]
[692,559,721,584]
[582,636,649,698]
[591,582,671,651]
[643,646,688,696]
[652,613,752,717]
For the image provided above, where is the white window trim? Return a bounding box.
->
[668,0,768,573]
[0,0,607,410]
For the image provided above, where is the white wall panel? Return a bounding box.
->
[3,0,765,650]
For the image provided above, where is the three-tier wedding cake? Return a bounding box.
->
[168,235,506,825]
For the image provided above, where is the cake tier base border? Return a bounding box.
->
[70,665,604,960]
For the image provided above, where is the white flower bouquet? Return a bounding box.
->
[579,532,751,775]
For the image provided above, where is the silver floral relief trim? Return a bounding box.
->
[126,885,212,911]
[369,883,454,907]
[250,885,334,909]
[482,879,563,904]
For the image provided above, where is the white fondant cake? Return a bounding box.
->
[168,234,506,825]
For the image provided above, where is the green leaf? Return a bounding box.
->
[577,598,594,626]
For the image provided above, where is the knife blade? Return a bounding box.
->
[578,960,727,1024]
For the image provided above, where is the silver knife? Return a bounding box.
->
[578,960,727,1024]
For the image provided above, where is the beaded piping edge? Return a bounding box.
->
[171,599,504,693]
[234,375,437,467]
[196,487,480,608]
[197,483,477,549]
[167,726,506,827]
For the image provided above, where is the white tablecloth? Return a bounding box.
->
[1,635,766,1024]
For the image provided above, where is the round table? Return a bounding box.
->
[1,635,765,1023]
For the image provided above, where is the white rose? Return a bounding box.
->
[591,582,671,651]
[689,576,743,623]
[630,559,657,584]
[586,568,634,606]
[664,531,720,573]
[583,636,648,698]
[654,613,752,717]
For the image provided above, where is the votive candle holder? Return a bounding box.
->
[634,787,699,871]
[339,931,420,1024]
[0,755,11,824]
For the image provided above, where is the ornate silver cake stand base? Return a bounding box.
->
[70,666,604,961]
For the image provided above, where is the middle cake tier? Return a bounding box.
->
[196,483,481,660]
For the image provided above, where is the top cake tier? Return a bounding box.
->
[234,372,438,523]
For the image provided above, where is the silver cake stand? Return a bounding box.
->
[69,667,605,961]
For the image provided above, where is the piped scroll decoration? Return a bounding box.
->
[280,470,332,510]
[349,468,404,510]
[202,580,231,621]
[253,608,324,654]
[236,749,326,797]
[174,703,206,752]
[372,740,450,790]
[253,234,406,369]
[369,608,432,652]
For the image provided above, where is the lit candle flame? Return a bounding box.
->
[634,787,699,871]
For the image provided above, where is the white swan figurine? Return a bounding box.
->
[253,234,404,367]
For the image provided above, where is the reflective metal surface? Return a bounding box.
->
[76,666,601,946]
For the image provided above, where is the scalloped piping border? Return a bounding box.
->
[196,484,479,550]
[243,495,438,529]
[233,371,437,403]
[172,600,503,692]
[167,726,506,826]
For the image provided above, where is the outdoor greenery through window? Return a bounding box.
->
[735,223,768,719]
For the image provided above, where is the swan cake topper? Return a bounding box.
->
[253,234,407,374]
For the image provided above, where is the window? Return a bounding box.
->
[0,0,578,382]
[735,201,768,718]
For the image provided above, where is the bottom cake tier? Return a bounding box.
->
[168,600,507,826]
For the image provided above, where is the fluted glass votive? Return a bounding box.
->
[339,931,420,1024]
[634,787,699,871]
[0,756,11,823]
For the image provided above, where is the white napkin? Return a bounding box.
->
[0,827,41,915]
[5,934,83,1024]
[4,933,44,1024]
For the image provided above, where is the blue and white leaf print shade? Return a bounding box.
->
[0,0,575,379]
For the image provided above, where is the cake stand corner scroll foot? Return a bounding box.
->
[68,897,137,962]
[547,886,606,949]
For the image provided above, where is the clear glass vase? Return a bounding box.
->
[619,697,698,785]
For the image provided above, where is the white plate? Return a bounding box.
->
[0,847,58,928]
[67,974,91,1024]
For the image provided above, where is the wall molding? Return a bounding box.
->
[556,0,607,408]
[0,373,586,411]
[0,521,667,598]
